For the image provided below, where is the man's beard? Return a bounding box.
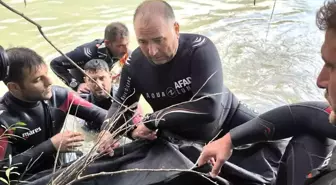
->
[325,90,336,125]
[330,111,336,125]
[94,90,109,100]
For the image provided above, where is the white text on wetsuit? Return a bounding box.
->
[121,76,132,101]
[146,77,192,99]
[22,127,42,138]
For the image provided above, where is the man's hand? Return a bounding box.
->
[51,131,84,152]
[131,123,157,140]
[77,83,90,93]
[132,107,144,125]
[97,131,120,156]
[198,133,233,177]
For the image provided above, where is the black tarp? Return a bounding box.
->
[21,139,269,185]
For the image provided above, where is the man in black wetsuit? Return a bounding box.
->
[50,22,130,93]
[80,59,114,110]
[80,59,143,129]
[0,47,107,180]
[99,0,287,182]
[198,1,336,185]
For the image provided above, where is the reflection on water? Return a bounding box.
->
[0,0,326,145]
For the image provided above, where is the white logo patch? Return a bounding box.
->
[192,37,206,48]
[84,47,92,58]
[22,127,42,138]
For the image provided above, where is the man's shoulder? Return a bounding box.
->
[50,85,70,100]
[0,93,18,127]
[79,39,104,48]
[0,95,8,111]
[126,47,146,66]
[0,92,11,109]
[75,39,105,58]
[180,33,213,49]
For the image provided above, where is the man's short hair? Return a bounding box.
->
[104,22,129,42]
[84,59,109,72]
[316,0,336,31]
[133,0,175,22]
[3,47,44,85]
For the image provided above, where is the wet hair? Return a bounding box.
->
[133,0,175,23]
[84,59,109,72]
[316,0,336,31]
[3,47,45,85]
[104,22,129,42]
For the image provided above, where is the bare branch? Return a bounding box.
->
[191,71,218,101]
[52,98,75,182]
[19,152,44,181]
[265,0,277,40]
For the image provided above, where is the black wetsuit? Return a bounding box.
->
[305,146,336,185]
[80,89,113,110]
[50,39,125,90]
[105,33,286,182]
[0,85,107,180]
[229,101,336,185]
[80,90,112,131]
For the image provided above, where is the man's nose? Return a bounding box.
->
[95,79,103,88]
[148,43,158,57]
[317,66,329,89]
[45,76,53,86]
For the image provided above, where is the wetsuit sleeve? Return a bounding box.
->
[144,39,224,134]
[50,43,96,87]
[56,87,107,129]
[230,101,336,147]
[0,126,56,177]
[104,61,141,132]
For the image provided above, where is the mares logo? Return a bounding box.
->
[22,127,42,139]
[145,77,192,99]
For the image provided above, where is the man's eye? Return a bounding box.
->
[153,38,162,44]
[138,40,147,44]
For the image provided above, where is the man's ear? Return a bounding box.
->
[104,40,111,46]
[174,22,180,39]
[7,82,21,94]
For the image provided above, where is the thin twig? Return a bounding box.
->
[265,0,277,40]
[50,115,137,184]
[52,98,75,181]
[190,129,223,169]
[19,152,44,181]
[191,71,218,101]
